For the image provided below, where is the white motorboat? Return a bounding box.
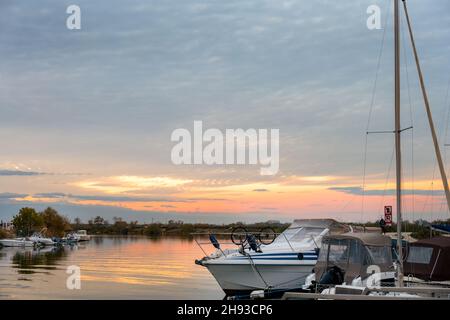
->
[29,233,55,246]
[195,219,350,295]
[0,238,36,247]
[63,230,90,242]
[63,232,80,243]
[75,230,91,241]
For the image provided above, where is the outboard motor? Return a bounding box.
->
[319,266,344,285]
[209,234,220,250]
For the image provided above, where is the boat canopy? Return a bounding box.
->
[404,236,450,281]
[289,219,350,232]
[315,232,393,284]
[272,219,350,245]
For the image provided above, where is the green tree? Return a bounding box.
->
[40,207,70,237]
[144,224,162,237]
[12,207,44,236]
[94,216,105,225]
[113,219,128,235]
[180,223,195,235]
[74,217,82,226]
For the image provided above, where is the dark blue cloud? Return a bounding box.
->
[0,192,28,199]
[329,186,444,196]
[0,170,43,176]
[33,192,191,203]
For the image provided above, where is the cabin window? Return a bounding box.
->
[318,239,349,264]
[327,241,350,264]
[407,246,434,264]
[367,246,390,264]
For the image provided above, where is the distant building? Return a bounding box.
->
[0,220,13,230]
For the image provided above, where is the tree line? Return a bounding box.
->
[4,206,449,239]
[11,207,71,237]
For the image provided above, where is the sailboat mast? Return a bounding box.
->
[394,0,404,287]
[402,0,450,214]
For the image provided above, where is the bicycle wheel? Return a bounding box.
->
[231,227,248,245]
[258,227,276,245]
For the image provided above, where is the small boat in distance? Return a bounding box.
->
[62,230,91,243]
[75,230,91,241]
[29,232,55,246]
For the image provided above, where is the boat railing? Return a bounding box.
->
[191,231,301,257]
[284,285,450,300]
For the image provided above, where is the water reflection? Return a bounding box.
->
[11,246,67,274]
[0,236,222,299]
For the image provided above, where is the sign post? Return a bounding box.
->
[384,206,393,226]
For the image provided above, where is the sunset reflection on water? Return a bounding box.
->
[0,236,222,299]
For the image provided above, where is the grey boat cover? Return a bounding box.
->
[315,232,393,284]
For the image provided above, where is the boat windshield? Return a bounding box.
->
[274,226,325,244]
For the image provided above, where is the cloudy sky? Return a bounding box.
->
[1,0,450,223]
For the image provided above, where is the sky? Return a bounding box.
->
[1,0,450,224]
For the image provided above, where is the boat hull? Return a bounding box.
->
[77,235,91,241]
[204,262,315,295]
[0,239,35,247]
[29,237,55,246]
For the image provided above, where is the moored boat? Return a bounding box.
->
[75,230,91,241]
[195,219,350,296]
[29,233,55,246]
[0,238,36,247]
[302,232,396,292]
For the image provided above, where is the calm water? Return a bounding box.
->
[0,236,223,299]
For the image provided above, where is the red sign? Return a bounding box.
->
[384,206,393,226]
